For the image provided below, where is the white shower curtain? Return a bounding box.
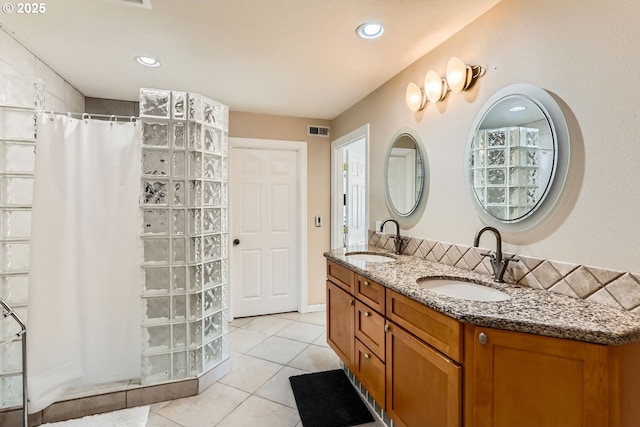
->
[27,114,142,413]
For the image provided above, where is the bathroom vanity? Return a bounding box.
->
[325,249,640,427]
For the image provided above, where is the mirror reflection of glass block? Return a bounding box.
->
[189,237,202,263]
[474,188,485,204]
[527,129,539,146]
[487,149,505,166]
[172,152,186,177]
[204,261,222,288]
[188,293,202,320]
[143,209,169,235]
[143,296,170,323]
[1,274,29,305]
[189,264,202,292]
[487,168,506,185]
[509,207,526,219]
[142,354,170,384]
[188,209,202,235]
[189,348,202,375]
[188,122,202,150]
[173,323,187,349]
[142,122,169,147]
[188,181,202,206]
[474,130,486,149]
[509,187,526,205]
[143,238,170,264]
[173,181,186,206]
[486,187,506,204]
[2,176,34,205]
[527,188,537,205]
[172,209,186,235]
[188,95,202,122]
[2,375,22,407]
[2,142,35,173]
[2,209,32,239]
[0,110,36,141]
[172,295,186,320]
[142,325,171,352]
[173,122,186,148]
[221,209,227,233]
[173,351,187,379]
[188,152,202,178]
[172,238,186,264]
[143,267,170,294]
[2,242,29,272]
[172,92,187,120]
[140,89,170,118]
[172,266,186,293]
[473,149,485,168]
[473,169,485,187]
[188,321,202,348]
[528,168,539,186]
[142,180,169,205]
[527,149,539,166]
[486,205,506,219]
[509,167,526,186]
[487,130,506,147]
[2,340,22,372]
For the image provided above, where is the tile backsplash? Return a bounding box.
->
[369,231,640,314]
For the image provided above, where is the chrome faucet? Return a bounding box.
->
[380,218,405,255]
[473,226,518,283]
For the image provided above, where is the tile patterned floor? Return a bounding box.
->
[145,311,380,427]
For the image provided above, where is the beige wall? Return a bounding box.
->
[229,111,332,306]
[332,0,640,274]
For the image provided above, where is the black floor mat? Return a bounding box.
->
[289,369,375,427]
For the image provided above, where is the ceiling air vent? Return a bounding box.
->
[308,125,330,138]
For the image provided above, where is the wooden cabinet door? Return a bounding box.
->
[466,326,608,427]
[386,321,461,427]
[326,281,354,368]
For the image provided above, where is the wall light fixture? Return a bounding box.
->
[406,82,426,112]
[445,56,485,93]
[424,70,448,103]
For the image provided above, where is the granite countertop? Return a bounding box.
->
[324,245,640,345]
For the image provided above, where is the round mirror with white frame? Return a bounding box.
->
[384,128,428,219]
[465,84,570,231]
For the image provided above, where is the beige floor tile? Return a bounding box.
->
[254,366,309,408]
[297,311,326,326]
[146,412,185,427]
[229,316,255,328]
[229,327,270,354]
[216,395,300,427]
[244,316,293,335]
[312,331,329,348]
[219,353,283,393]
[275,321,325,343]
[272,311,304,321]
[149,400,172,413]
[156,382,248,427]
[287,345,341,372]
[247,336,309,364]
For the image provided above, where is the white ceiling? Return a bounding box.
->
[0,0,500,119]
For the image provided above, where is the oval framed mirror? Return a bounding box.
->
[384,128,429,221]
[465,83,570,231]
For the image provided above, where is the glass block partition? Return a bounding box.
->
[139,89,229,384]
[0,75,43,408]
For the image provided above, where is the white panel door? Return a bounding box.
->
[231,147,298,317]
[345,140,366,246]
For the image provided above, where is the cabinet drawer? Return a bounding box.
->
[355,300,385,361]
[386,290,462,363]
[355,339,385,410]
[355,274,385,314]
[327,260,355,293]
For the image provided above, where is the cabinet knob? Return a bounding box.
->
[478,332,488,345]
[348,299,354,307]
[364,311,370,317]
[364,353,370,359]
[364,281,370,287]
[384,324,389,333]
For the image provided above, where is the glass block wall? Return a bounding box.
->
[139,89,230,384]
[0,75,43,407]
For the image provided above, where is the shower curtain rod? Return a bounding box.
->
[46,110,139,122]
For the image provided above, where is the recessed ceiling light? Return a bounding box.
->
[509,105,527,112]
[356,22,384,39]
[135,55,161,68]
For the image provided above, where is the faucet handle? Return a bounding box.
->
[503,254,519,263]
[480,251,495,260]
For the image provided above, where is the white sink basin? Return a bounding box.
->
[417,278,510,302]
[345,253,396,263]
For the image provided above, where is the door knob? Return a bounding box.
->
[348,299,354,307]
[233,239,240,246]
[363,312,370,317]
[478,332,488,345]
[363,281,370,287]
